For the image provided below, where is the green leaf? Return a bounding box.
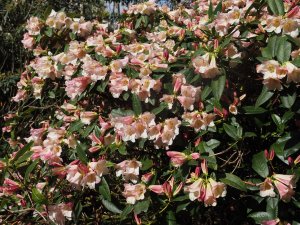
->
[201,86,212,101]
[272,142,287,164]
[132,94,142,116]
[280,93,296,108]
[248,211,273,223]
[220,173,247,192]
[135,17,142,29]
[166,210,177,225]
[211,75,226,101]
[276,36,291,63]
[262,36,279,59]
[176,202,190,212]
[69,120,85,133]
[110,109,134,118]
[214,0,223,15]
[80,123,96,138]
[76,143,88,164]
[69,32,76,40]
[243,106,267,114]
[102,199,122,214]
[141,158,153,171]
[151,102,168,115]
[255,86,274,108]
[223,124,240,140]
[252,151,269,178]
[266,197,279,218]
[134,199,150,214]
[25,160,39,181]
[120,205,134,220]
[99,177,111,201]
[118,145,128,155]
[267,0,284,15]
[208,0,213,20]
[15,151,33,165]
[45,27,53,37]
[32,188,47,204]
[11,141,33,164]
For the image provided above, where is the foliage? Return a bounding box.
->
[1,0,300,224]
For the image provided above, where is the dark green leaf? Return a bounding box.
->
[255,86,274,108]
[248,211,273,223]
[220,173,247,192]
[99,177,111,201]
[25,160,39,181]
[276,36,291,63]
[176,202,190,212]
[141,158,153,171]
[266,197,279,218]
[120,205,134,220]
[252,151,269,178]
[267,0,284,15]
[243,106,267,114]
[166,210,177,225]
[102,199,122,214]
[151,102,168,115]
[201,86,212,101]
[132,94,142,116]
[32,188,47,204]
[69,120,85,133]
[223,124,239,140]
[211,75,226,101]
[135,17,142,29]
[134,199,150,214]
[76,143,88,164]
[12,141,33,164]
[280,93,296,108]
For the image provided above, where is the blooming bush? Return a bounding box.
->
[1,0,300,224]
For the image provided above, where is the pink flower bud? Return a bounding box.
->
[116,44,122,54]
[195,166,201,177]
[134,213,142,225]
[214,39,219,49]
[173,78,182,93]
[269,149,275,161]
[288,157,294,166]
[264,149,269,160]
[194,138,202,147]
[163,49,169,61]
[287,6,300,18]
[163,181,173,199]
[201,159,208,174]
[141,172,154,183]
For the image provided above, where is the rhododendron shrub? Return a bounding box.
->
[1,0,300,224]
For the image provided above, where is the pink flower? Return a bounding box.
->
[65,76,91,99]
[272,174,295,202]
[12,89,27,102]
[166,151,200,167]
[122,183,146,204]
[21,33,35,49]
[80,111,97,125]
[259,178,276,198]
[261,218,280,225]
[48,203,73,225]
[115,159,142,183]
[0,178,20,196]
[166,151,187,167]
[184,177,226,206]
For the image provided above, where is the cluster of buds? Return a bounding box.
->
[149,177,183,199]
